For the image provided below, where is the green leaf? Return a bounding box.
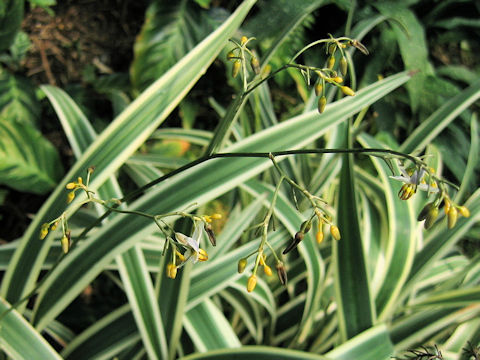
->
[410,286,480,308]
[180,346,329,360]
[400,79,480,154]
[334,124,374,341]
[184,299,241,351]
[42,85,169,360]
[358,134,416,321]
[0,297,62,360]
[131,0,227,92]
[1,0,257,307]
[326,324,394,360]
[29,71,410,330]
[374,2,434,113]
[0,0,23,52]
[0,72,40,125]
[0,119,62,194]
[62,305,139,360]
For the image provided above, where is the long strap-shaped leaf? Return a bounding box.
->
[400,79,480,154]
[0,0,257,305]
[334,123,374,341]
[41,86,169,360]
[32,72,411,330]
[0,297,62,360]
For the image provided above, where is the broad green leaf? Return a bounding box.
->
[334,125,374,341]
[0,297,61,360]
[131,0,227,92]
[400,79,480,154]
[0,0,23,52]
[326,324,394,360]
[374,2,434,113]
[30,71,411,330]
[0,72,40,125]
[1,0,257,306]
[180,346,329,360]
[0,118,62,194]
[184,299,241,352]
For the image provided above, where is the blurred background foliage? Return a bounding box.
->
[0,0,479,359]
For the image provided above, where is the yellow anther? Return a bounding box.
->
[77,177,83,185]
[203,215,212,223]
[211,213,222,220]
[175,250,185,262]
[166,263,177,279]
[240,36,248,45]
[198,248,208,262]
[247,274,257,292]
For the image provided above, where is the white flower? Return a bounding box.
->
[390,166,438,200]
[175,225,208,265]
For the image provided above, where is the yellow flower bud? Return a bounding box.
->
[226,50,235,60]
[328,43,336,55]
[232,60,241,78]
[247,274,257,292]
[240,36,248,45]
[314,82,323,96]
[250,57,260,74]
[39,224,49,240]
[264,265,273,276]
[61,235,70,254]
[340,86,355,96]
[447,207,458,229]
[444,198,451,215]
[66,182,76,190]
[67,191,75,204]
[316,231,324,244]
[238,258,247,273]
[327,55,335,69]
[332,76,343,83]
[458,206,470,218]
[50,221,58,231]
[424,207,439,230]
[318,96,327,114]
[340,56,348,76]
[330,225,341,241]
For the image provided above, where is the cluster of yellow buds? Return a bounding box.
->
[419,197,470,230]
[226,36,261,79]
[240,253,284,292]
[65,167,95,203]
[315,38,368,114]
[39,214,71,253]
